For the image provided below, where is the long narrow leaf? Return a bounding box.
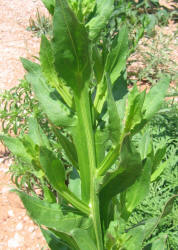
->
[53,0,91,89]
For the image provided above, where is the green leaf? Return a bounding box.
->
[151,162,167,182]
[41,228,70,250]
[28,117,50,149]
[144,195,178,239]
[92,46,104,84]
[68,168,81,199]
[161,195,178,218]
[40,147,66,189]
[50,228,97,250]
[41,0,55,15]
[99,136,142,226]
[123,226,145,250]
[148,234,167,250]
[43,185,56,203]
[95,129,109,167]
[123,157,152,214]
[143,76,170,120]
[124,85,146,134]
[40,147,89,215]
[138,131,153,160]
[70,228,97,250]
[21,57,41,74]
[26,72,75,128]
[72,83,97,203]
[0,135,32,163]
[54,128,78,168]
[87,0,114,40]
[53,0,91,89]
[14,190,90,231]
[105,25,128,84]
[106,74,121,145]
[40,35,72,107]
[152,145,166,172]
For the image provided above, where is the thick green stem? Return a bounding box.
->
[97,144,120,177]
[73,81,103,249]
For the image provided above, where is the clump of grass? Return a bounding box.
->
[27,9,52,38]
[128,100,178,249]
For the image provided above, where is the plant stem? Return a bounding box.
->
[73,80,103,249]
[97,143,121,177]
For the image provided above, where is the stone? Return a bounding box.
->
[8,233,24,248]
[16,222,23,231]
[8,210,14,217]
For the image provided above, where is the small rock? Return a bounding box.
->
[24,216,29,221]
[8,233,24,248]
[1,186,11,194]
[8,210,14,217]
[28,226,35,232]
[16,222,23,231]
[8,238,20,248]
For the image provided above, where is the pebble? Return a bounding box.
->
[28,226,35,233]
[24,216,29,221]
[16,222,23,231]
[8,233,24,248]
[8,210,14,217]
[1,186,11,194]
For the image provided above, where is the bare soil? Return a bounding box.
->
[0,0,177,249]
[0,1,48,249]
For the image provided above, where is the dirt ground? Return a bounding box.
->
[0,1,49,249]
[0,0,177,249]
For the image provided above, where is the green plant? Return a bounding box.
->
[0,0,176,249]
[0,79,39,135]
[27,9,52,37]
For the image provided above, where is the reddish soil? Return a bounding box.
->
[0,0,177,249]
[0,0,48,249]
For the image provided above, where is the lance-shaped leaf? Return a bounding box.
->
[28,117,50,149]
[144,195,178,239]
[21,57,75,128]
[86,0,114,40]
[123,226,145,250]
[40,35,72,107]
[151,162,167,182]
[152,145,167,172]
[41,228,69,250]
[143,76,170,120]
[124,85,146,134]
[99,136,142,199]
[105,25,128,84]
[54,128,78,168]
[106,74,122,145]
[41,0,55,15]
[72,83,97,203]
[40,147,89,215]
[138,131,153,161]
[26,72,75,128]
[122,157,152,215]
[145,235,167,250]
[53,0,91,89]
[92,46,104,84]
[14,190,90,231]
[99,136,142,227]
[48,228,98,250]
[21,57,41,74]
[0,135,32,163]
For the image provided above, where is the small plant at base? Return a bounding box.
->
[1,0,176,249]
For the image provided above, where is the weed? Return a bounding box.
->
[27,9,52,38]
